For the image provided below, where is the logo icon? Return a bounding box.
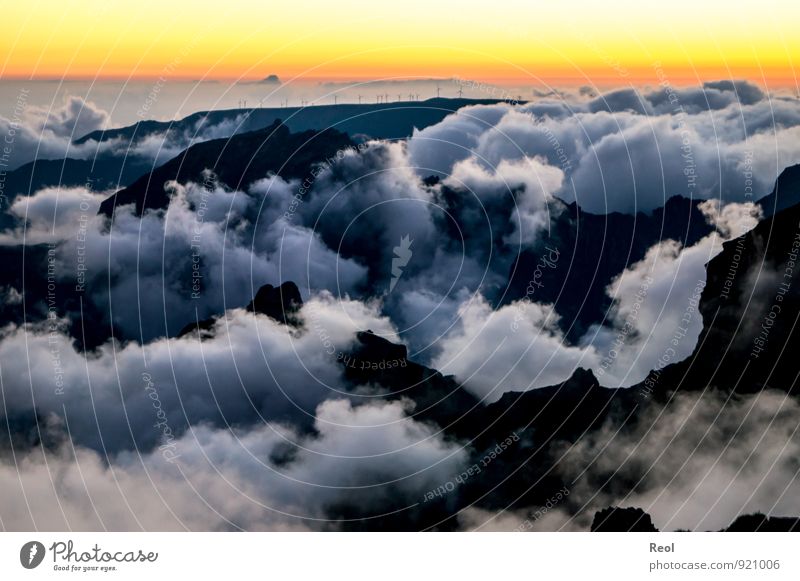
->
[389,235,413,293]
[20,541,46,569]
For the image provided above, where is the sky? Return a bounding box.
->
[1,0,798,88]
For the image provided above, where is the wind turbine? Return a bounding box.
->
[358,95,363,104]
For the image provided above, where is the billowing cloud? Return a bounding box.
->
[0,398,466,530]
[0,95,251,171]
[0,294,396,453]
[408,83,800,213]
[432,202,761,399]
[553,389,800,531]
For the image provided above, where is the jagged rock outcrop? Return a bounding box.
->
[178,281,303,338]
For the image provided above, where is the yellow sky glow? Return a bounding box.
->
[1,0,798,87]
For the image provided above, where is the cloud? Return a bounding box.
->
[585,200,762,386]
[432,295,599,402]
[406,83,800,213]
[553,389,800,531]
[1,177,368,341]
[0,96,115,170]
[445,154,563,245]
[0,294,397,453]
[455,387,800,532]
[431,202,761,398]
[0,96,251,171]
[0,82,798,531]
[0,398,466,530]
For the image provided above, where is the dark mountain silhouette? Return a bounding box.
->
[98,120,353,216]
[177,283,480,434]
[1,157,152,202]
[0,157,153,227]
[589,507,800,531]
[246,281,303,323]
[638,185,800,396]
[724,513,800,532]
[0,244,116,350]
[505,195,715,341]
[177,281,303,337]
[76,98,506,148]
[591,506,659,531]
[753,163,800,217]
[340,329,479,431]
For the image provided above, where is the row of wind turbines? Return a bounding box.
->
[238,85,524,109]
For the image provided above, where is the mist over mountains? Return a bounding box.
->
[1,82,799,531]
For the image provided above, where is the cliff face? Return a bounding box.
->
[506,195,714,341]
[641,196,800,396]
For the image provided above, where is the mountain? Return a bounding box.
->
[0,157,153,227]
[76,98,506,148]
[504,195,715,341]
[590,507,800,532]
[178,281,303,337]
[753,163,800,217]
[591,507,659,532]
[98,120,353,216]
[637,185,800,395]
[310,165,800,529]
